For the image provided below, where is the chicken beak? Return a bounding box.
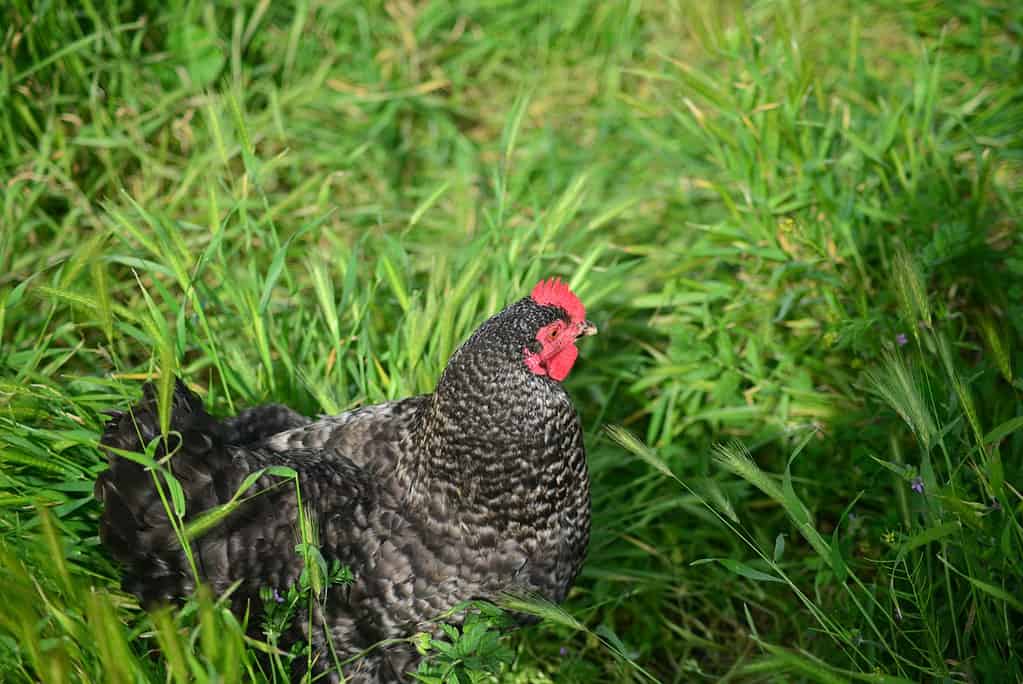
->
[578,320,598,337]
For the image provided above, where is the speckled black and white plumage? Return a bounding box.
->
[95,294,592,682]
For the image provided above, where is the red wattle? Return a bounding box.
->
[546,343,579,381]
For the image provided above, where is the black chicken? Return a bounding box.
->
[95,277,596,682]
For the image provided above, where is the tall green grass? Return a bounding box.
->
[2,0,1021,681]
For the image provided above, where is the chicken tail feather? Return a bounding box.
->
[95,379,221,603]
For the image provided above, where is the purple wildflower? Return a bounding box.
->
[896,333,908,347]
[559,646,569,657]
[273,587,285,604]
[911,476,924,494]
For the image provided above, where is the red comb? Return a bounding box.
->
[530,277,585,323]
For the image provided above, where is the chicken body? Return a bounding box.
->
[95,287,593,682]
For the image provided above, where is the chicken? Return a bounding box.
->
[95,277,596,682]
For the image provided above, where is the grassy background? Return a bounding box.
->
[2,0,1023,681]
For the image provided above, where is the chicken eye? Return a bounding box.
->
[549,329,559,339]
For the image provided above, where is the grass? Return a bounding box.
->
[2,0,1022,681]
